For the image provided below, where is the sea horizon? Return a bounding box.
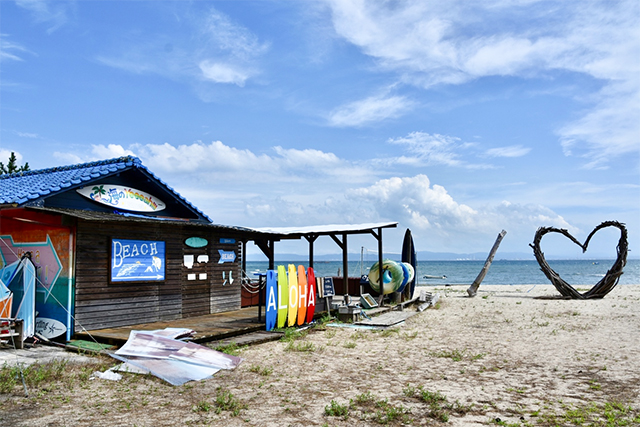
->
[243,258,640,286]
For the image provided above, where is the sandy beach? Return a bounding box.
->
[3,284,640,426]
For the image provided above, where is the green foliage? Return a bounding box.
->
[284,341,315,352]
[1,358,111,395]
[213,387,247,416]
[403,384,473,423]
[248,364,273,376]
[213,342,246,356]
[324,399,350,419]
[430,348,466,361]
[279,327,309,342]
[0,152,29,175]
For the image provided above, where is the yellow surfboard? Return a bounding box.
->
[296,265,308,326]
[277,265,288,328]
[287,264,298,327]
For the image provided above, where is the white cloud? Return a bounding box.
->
[0,35,32,62]
[484,145,531,158]
[96,6,268,91]
[324,0,640,166]
[327,94,415,127]
[388,132,492,169]
[16,0,70,33]
[50,141,584,253]
[199,61,250,86]
[16,131,39,139]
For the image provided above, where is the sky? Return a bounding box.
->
[1,0,639,259]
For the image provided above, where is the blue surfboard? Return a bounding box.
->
[265,270,277,331]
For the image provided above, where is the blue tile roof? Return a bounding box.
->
[0,156,212,222]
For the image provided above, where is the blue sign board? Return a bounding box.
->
[219,238,236,244]
[111,239,165,282]
[218,250,236,264]
[323,277,335,297]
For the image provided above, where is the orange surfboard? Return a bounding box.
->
[287,264,298,327]
[296,265,308,326]
[306,267,316,324]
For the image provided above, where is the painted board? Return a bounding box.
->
[296,265,308,326]
[306,267,316,324]
[35,317,67,339]
[77,184,166,212]
[287,264,298,327]
[265,270,277,331]
[277,265,288,328]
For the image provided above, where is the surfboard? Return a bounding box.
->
[35,317,67,339]
[401,228,417,300]
[277,265,288,328]
[305,267,316,324]
[296,265,308,326]
[287,264,298,327]
[265,270,277,331]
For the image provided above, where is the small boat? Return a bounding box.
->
[423,275,447,280]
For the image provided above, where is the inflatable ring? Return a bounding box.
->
[368,259,404,294]
[397,262,415,293]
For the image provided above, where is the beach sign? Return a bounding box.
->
[111,239,165,282]
[287,264,298,327]
[265,270,277,331]
[296,265,308,326]
[276,265,288,328]
[306,267,316,323]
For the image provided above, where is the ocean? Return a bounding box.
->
[244,258,640,286]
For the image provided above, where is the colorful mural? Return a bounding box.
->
[0,211,73,340]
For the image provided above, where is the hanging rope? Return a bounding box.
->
[240,269,265,294]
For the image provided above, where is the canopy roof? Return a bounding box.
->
[248,222,398,239]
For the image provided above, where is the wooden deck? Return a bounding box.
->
[75,306,265,346]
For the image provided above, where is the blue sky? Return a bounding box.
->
[1,0,639,259]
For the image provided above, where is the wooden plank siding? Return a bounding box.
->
[74,220,245,331]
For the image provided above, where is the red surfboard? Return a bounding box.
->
[306,267,316,323]
[297,265,308,326]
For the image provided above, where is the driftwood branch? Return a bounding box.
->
[467,230,507,297]
[529,220,628,299]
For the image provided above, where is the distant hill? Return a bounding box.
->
[246,250,637,262]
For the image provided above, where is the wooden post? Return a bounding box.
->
[467,230,507,297]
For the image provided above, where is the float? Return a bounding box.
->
[368,259,414,295]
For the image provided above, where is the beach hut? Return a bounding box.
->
[0,156,260,342]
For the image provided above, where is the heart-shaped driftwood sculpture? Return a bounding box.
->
[530,221,628,299]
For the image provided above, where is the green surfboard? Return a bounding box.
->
[277,265,288,328]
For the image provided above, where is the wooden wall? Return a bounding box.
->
[74,220,244,331]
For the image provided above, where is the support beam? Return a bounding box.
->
[328,233,349,296]
[370,227,385,306]
[254,239,276,270]
[304,234,319,269]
